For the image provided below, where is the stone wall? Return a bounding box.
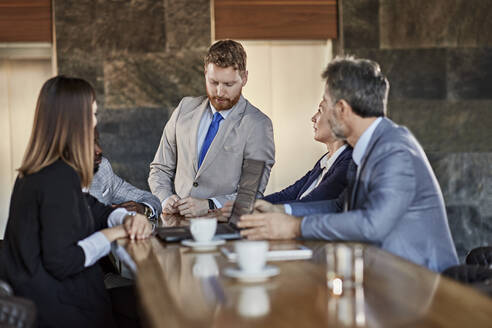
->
[53,0,210,190]
[340,0,492,261]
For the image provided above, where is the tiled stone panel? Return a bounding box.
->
[104,51,205,109]
[54,0,211,190]
[428,153,492,261]
[388,99,492,153]
[380,0,492,49]
[347,48,447,100]
[97,107,171,190]
[342,0,379,50]
[164,0,210,50]
[448,48,492,100]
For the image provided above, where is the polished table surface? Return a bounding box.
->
[118,236,492,328]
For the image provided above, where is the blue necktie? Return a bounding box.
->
[198,112,224,169]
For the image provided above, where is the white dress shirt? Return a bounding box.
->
[161,99,239,210]
[77,207,131,267]
[298,144,348,199]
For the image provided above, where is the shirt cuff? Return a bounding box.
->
[141,201,156,217]
[108,207,130,227]
[284,204,293,215]
[210,197,222,209]
[77,231,111,267]
[300,217,308,238]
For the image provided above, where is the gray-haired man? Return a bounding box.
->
[238,56,459,272]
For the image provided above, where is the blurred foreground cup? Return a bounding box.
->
[326,244,364,296]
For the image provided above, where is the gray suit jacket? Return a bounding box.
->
[89,157,162,215]
[294,118,459,272]
[149,95,275,206]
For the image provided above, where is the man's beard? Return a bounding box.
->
[329,114,347,140]
[93,154,102,174]
[207,92,241,111]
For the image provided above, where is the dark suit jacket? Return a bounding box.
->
[0,160,116,328]
[263,146,352,204]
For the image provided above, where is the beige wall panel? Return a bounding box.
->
[8,60,52,176]
[0,60,13,238]
[0,58,51,238]
[241,41,332,195]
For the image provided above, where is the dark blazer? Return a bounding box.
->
[0,160,116,328]
[263,146,352,204]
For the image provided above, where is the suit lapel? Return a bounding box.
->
[181,98,209,175]
[350,118,391,209]
[297,155,325,198]
[196,96,247,178]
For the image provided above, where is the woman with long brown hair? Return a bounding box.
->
[0,76,150,327]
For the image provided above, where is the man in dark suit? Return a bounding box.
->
[238,56,459,272]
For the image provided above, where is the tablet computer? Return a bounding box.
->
[220,243,313,261]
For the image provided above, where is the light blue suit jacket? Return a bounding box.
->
[293,118,459,272]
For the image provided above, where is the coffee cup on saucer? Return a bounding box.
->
[235,240,269,273]
[223,241,279,282]
[182,217,225,251]
[190,218,217,242]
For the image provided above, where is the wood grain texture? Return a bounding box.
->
[214,0,337,40]
[0,0,51,42]
[121,237,492,327]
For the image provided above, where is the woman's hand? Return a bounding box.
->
[101,225,128,242]
[124,213,153,240]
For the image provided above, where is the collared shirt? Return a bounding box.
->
[164,96,240,210]
[352,117,382,179]
[298,144,348,199]
[161,97,241,210]
[196,97,238,156]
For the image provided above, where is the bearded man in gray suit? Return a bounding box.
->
[149,40,275,217]
[238,56,458,272]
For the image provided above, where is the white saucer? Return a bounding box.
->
[223,265,280,283]
[181,238,226,251]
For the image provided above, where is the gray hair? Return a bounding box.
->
[322,56,389,118]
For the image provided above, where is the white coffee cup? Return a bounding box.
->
[190,218,217,242]
[234,240,269,273]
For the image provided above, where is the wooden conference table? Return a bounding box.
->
[117,216,492,328]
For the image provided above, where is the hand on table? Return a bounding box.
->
[162,213,189,227]
[220,201,234,218]
[163,194,180,215]
[101,225,128,242]
[253,199,286,214]
[124,213,153,240]
[237,212,302,240]
[176,197,209,217]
